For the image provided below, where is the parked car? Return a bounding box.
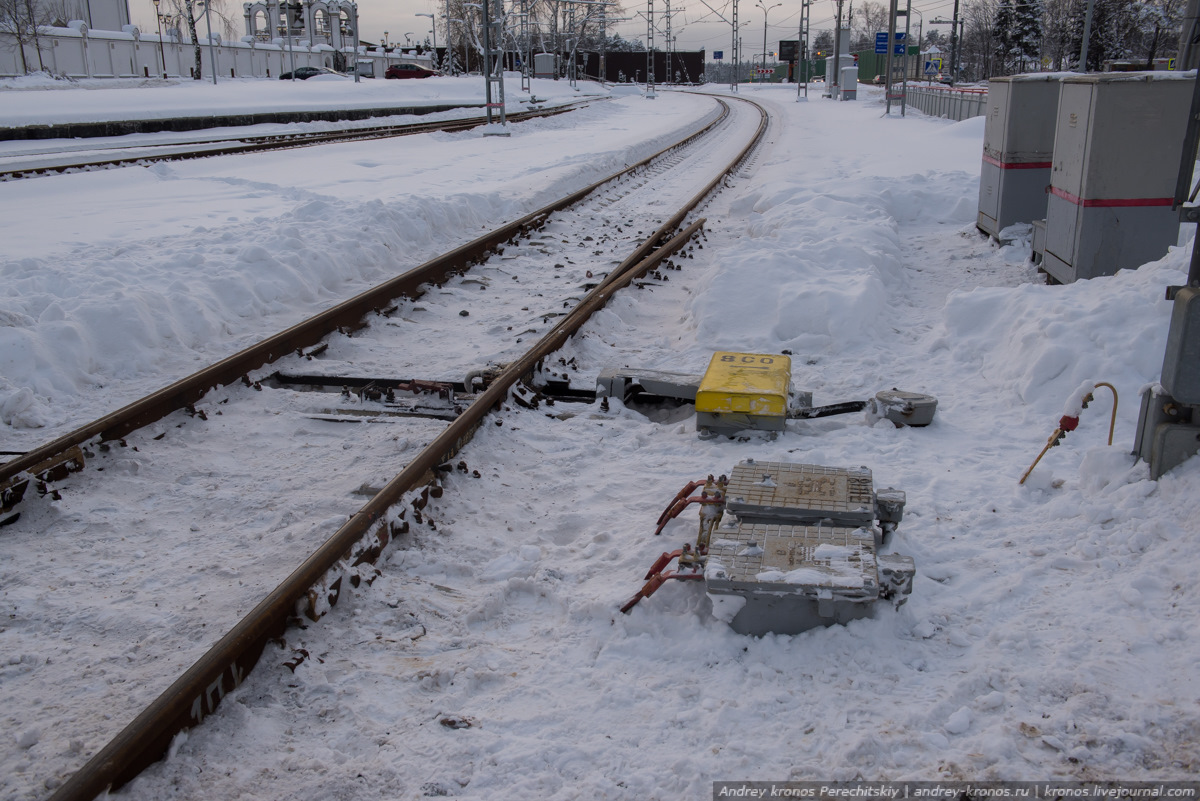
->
[279,66,341,80]
[385,63,437,79]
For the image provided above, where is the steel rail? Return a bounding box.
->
[0,101,588,181]
[0,98,726,497]
[45,94,769,801]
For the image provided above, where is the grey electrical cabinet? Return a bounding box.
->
[534,53,557,79]
[840,65,859,99]
[1041,72,1193,284]
[976,73,1063,239]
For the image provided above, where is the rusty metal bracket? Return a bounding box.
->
[0,445,85,514]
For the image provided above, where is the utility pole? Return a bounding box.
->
[831,0,844,98]
[600,3,607,81]
[444,0,456,75]
[664,0,672,85]
[1178,0,1200,71]
[351,2,360,82]
[1078,0,1096,72]
[284,0,296,80]
[201,0,217,84]
[731,0,739,91]
[756,1,780,84]
[949,0,960,82]
[885,0,897,112]
[415,12,437,70]
[480,0,508,133]
[645,0,656,96]
[796,0,809,100]
[567,0,577,87]
[901,0,910,114]
[519,0,531,90]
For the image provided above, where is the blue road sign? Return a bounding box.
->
[714,50,723,60]
[877,31,907,55]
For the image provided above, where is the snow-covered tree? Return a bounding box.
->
[993,0,1042,72]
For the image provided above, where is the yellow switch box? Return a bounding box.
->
[695,352,792,433]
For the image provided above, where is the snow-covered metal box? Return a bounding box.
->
[977,73,1062,238]
[724,460,875,527]
[705,521,914,636]
[695,353,792,435]
[1041,72,1193,283]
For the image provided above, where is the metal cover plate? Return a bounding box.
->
[694,352,791,417]
[725,461,874,526]
[707,522,878,596]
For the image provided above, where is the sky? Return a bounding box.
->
[129,0,964,58]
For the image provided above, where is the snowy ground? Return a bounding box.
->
[2,75,1199,800]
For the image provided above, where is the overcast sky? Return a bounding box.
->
[133,0,963,58]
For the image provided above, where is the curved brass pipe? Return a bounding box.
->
[1019,382,1119,484]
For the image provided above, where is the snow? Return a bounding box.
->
[2,75,1199,800]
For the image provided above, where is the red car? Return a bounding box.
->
[385,63,437,79]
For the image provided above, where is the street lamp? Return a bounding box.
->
[151,0,168,78]
[447,16,465,74]
[415,12,437,69]
[930,15,963,83]
[197,0,218,84]
[404,32,414,46]
[464,1,482,74]
[755,0,780,83]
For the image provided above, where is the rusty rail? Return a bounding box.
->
[0,98,724,500]
[44,94,769,801]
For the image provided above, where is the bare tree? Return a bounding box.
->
[959,0,1001,80]
[0,0,62,72]
[851,2,888,52]
[812,28,834,54]
[158,0,237,79]
[1040,0,1077,69]
[441,0,622,76]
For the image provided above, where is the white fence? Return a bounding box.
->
[0,24,431,80]
[904,83,988,121]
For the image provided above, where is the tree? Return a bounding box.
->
[1080,0,1142,70]
[1136,0,1183,65]
[157,0,237,79]
[851,2,888,52]
[958,0,1002,80]
[0,0,64,73]
[597,33,643,52]
[965,0,1181,72]
[812,28,834,56]
[1040,0,1077,69]
[993,0,1041,73]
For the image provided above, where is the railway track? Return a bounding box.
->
[1,92,768,801]
[0,100,587,181]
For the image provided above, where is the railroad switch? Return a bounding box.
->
[595,351,938,436]
[270,373,465,422]
[622,459,916,636]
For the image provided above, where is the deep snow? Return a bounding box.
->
[2,74,1199,800]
